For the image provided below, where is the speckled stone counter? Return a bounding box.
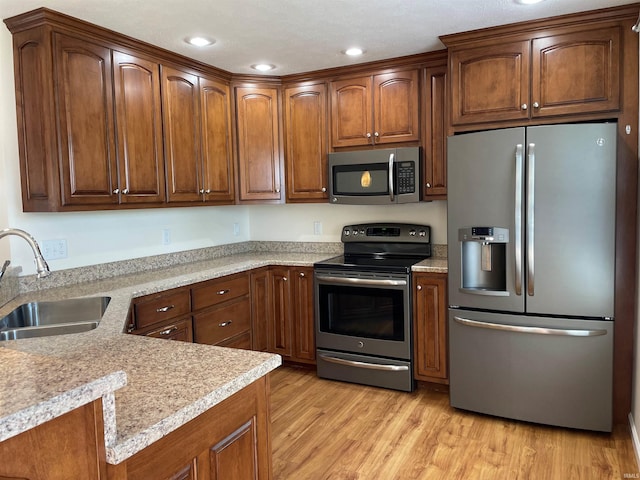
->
[0,247,447,464]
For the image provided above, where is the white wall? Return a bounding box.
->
[0,25,448,275]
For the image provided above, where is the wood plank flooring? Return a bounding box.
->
[270,365,639,480]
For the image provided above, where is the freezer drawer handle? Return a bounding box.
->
[318,353,409,372]
[453,316,607,337]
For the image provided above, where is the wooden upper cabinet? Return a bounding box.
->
[447,25,621,127]
[199,77,235,204]
[330,71,419,147]
[54,33,118,206]
[283,83,328,202]
[423,65,448,199]
[162,67,235,204]
[449,40,531,126]
[112,51,165,204]
[235,86,283,202]
[531,27,620,118]
[162,66,202,203]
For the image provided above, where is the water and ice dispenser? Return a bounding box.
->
[459,227,509,295]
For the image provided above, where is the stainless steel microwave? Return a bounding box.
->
[328,147,421,204]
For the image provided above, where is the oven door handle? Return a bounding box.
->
[319,353,409,372]
[315,275,407,287]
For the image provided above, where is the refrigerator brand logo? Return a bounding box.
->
[360,171,372,188]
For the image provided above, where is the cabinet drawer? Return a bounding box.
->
[193,298,251,345]
[217,331,252,350]
[138,316,193,343]
[133,288,191,330]
[191,273,250,310]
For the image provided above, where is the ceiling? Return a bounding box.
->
[1,0,638,76]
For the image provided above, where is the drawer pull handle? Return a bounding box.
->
[219,321,233,327]
[158,326,178,336]
[156,305,175,313]
[217,289,230,295]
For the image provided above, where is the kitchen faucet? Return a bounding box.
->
[0,228,50,279]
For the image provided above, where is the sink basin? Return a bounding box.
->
[0,296,111,340]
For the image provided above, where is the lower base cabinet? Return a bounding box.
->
[413,272,448,384]
[0,400,106,480]
[107,375,272,480]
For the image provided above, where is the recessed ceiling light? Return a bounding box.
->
[344,47,364,56]
[514,0,546,4]
[251,64,276,72]
[185,36,215,47]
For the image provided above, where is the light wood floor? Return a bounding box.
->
[270,365,639,480]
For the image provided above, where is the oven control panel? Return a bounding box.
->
[341,223,430,243]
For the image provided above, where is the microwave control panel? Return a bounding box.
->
[396,162,416,194]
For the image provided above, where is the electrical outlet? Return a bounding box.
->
[314,221,322,235]
[233,223,240,236]
[41,239,68,260]
[162,229,171,245]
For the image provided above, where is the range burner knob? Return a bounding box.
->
[353,230,359,236]
[409,229,416,236]
[419,230,427,237]
[343,228,350,236]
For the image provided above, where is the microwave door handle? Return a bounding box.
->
[388,153,395,202]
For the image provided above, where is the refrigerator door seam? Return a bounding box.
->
[453,315,608,337]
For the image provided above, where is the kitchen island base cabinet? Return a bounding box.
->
[107,375,272,480]
[0,400,107,480]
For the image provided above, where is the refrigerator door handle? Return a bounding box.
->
[515,144,523,296]
[453,316,608,337]
[388,153,395,202]
[527,143,536,296]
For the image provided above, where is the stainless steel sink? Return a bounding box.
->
[0,296,110,340]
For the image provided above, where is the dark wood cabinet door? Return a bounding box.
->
[284,83,328,202]
[200,76,235,204]
[209,419,259,480]
[291,267,315,363]
[373,70,419,144]
[53,33,118,206]
[330,76,373,147]
[235,86,282,201]
[531,27,621,118]
[423,65,447,199]
[268,267,292,357]
[112,51,165,204]
[250,268,271,352]
[413,273,448,383]
[449,40,531,126]
[162,66,202,203]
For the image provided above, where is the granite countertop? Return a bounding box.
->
[0,249,448,464]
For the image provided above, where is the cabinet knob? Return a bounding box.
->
[199,189,205,194]
[275,188,280,193]
[122,188,129,194]
[521,104,528,110]
[283,277,288,281]
[417,285,422,291]
[205,189,211,194]
[299,272,305,277]
[321,187,326,193]
[374,132,379,138]
[533,102,540,108]
[426,183,431,188]
[366,133,372,138]
[113,188,120,194]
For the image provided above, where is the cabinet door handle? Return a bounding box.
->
[533,102,540,108]
[156,305,175,313]
[218,320,233,327]
[122,188,129,194]
[374,132,379,138]
[113,188,120,194]
[199,189,205,194]
[417,285,422,291]
[205,189,211,194]
[275,188,281,193]
[521,103,528,110]
[283,277,288,281]
[426,183,431,188]
[321,187,326,192]
[217,289,230,295]
[299,272,305,277]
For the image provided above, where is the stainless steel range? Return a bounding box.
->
[314,222,431,392]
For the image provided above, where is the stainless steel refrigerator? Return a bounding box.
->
[447,122,616,432]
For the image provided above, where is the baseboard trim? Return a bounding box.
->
[628,412,640,471]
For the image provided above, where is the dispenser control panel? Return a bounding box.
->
[459,227,508,243]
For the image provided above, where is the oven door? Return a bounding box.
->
[314,269,412,360]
